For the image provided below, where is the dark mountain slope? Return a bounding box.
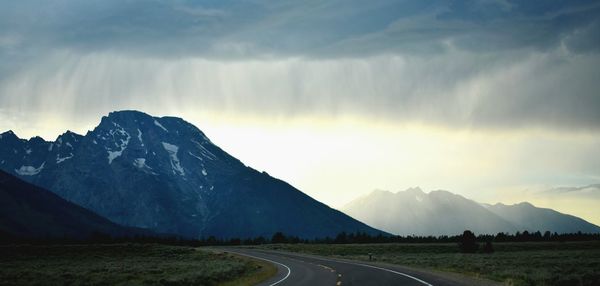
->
[0,170,147,239]
[204,169,378,238]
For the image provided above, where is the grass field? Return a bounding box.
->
[0,244,276,286]
[258,241,600,286]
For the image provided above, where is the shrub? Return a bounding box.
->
[458,230,479,253]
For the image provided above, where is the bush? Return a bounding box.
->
[458,230,479,253]
[271,232,286,244]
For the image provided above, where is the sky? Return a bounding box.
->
[1,0,599,224]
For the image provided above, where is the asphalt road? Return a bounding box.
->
[225,248,496,286]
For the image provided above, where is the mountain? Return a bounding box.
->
[343,188,517,236]
[0,169,148,239]
[484,202,600,234]
[343,188,600,236]
[0,110,382,239]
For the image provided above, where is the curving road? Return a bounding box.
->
[225,248,498,286]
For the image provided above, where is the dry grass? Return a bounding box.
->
[0,244,275,286]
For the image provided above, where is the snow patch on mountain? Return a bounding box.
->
[56,153,74,164]
[137,129,144,146]
[15,162,45,176]
[192,140,216,160]
[162,142,185,176]
[107,151,122,164]
[162,142,178,154]
[133,158,145,168]
[106,125,131,164]
[154,120,168,132]
[133,158,151,169]
[188,151,203,161]
[132,158,157,175]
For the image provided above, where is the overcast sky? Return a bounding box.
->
[1,0,599,224]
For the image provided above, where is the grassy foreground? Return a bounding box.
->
[259,241,600,286]
[0,244,275,286]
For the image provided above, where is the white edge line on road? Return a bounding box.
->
[292,253,433,286]
[227,251,291,286]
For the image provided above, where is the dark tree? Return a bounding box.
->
[334,232,348,244]
[543,231,552,241]
[271,232,287,244]
[459,230,479,253]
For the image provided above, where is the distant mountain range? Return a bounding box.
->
[0,110,382,239]
[0,169,148,239]
[483,202,600,234]
[343,188,600,236]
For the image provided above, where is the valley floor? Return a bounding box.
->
[0,244,276,286]
[256,241,600,286]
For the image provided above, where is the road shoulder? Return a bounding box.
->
[204,248,278,286]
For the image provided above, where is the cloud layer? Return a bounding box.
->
[1,0,599,132]
[2,0,599,57]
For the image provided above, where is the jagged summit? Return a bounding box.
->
[0,110,383,239]
[400,187,424,195]
[0,130,15,135]
[0,130,19,141]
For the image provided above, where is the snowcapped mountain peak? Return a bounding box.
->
[0,110,383,239]
[0,110,223,177]
[98,110,210,144]
[0,110,239,233]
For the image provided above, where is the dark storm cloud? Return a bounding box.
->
[0,0,599,131]
[1,0,599,58]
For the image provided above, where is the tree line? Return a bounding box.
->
[259,230,600,245]
[2,229,598,246]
